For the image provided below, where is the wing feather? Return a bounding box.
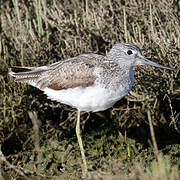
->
[9,54,104,90]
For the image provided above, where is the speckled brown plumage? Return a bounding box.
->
[10,53,104,90]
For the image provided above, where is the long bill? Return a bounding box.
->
[135,55,174,70]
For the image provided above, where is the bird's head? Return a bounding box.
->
[108,43,174,70]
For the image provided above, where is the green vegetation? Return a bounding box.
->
[0,0,179,179]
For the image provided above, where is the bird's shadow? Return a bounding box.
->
[125,123,180,150]
[85,109,180,151]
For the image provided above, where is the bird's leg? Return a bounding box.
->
[76,109,88,177]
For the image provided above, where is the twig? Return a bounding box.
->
[28,111,41,152]
[147,109,159,162]
[0,151,30,180]
[166,95,180,134]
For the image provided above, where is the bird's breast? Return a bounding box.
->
[43,77,133,112]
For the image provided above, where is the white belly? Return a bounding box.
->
[43,84,130,112]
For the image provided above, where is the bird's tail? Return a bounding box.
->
[9,66,48,84]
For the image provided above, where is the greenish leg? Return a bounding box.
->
[76,109,88,177]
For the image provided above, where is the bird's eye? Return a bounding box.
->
[127,50,133,55]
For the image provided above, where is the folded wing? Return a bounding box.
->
[9,54,104,90]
